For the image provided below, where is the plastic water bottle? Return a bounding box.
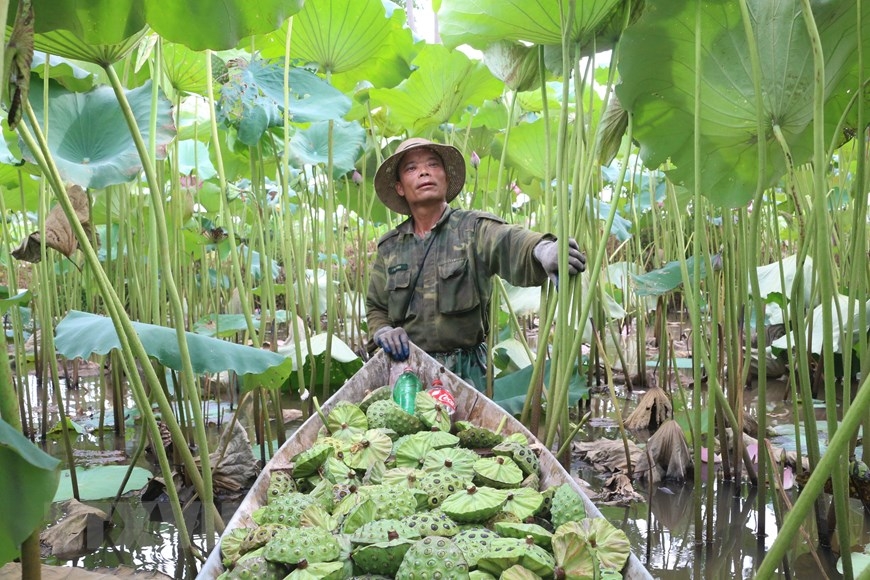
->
[392,367,423,414]
[427,378,456,415]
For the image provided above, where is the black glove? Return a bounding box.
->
[534,238,587,286]
[373,326,410,361]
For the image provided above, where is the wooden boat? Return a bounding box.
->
[198,344,653,579]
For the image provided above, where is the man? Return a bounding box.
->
[366,138,586,391]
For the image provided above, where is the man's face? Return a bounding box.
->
[395,147,448,208]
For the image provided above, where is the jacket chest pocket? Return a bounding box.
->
[438,258,479,314]
[386,268,412,321]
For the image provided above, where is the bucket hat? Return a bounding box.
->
[374,138,466,215]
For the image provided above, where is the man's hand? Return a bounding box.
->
[534,238,587,286]
[373,326,410,361]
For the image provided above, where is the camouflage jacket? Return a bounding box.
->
[366,207,553,353]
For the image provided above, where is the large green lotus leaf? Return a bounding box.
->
[218,58,351,146]
[12,0,145,45]
[288,0,395,74]
[162,42,210,97]
[482,41,542,92]
[32,52,95,92]
[616,0,867,208]
[175,139,217,181]
[369,44,504,134]
[144,0,304,51]
[290,120,366,175]
[23,79,174,189]
[53,310,293,389]
[255,1,417,93]
[0,418,60,566]
[491,117,561,183]
[53,465,152,502]
[13,0,303,52]
[33,29,148,65]
[492,359,588,416]
[438,0,623,50]
[632,256,709,298]
[280,333,363,392]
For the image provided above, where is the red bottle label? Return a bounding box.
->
[427,388,456,414]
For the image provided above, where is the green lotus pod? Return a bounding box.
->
[284,560,347,580]
[298,503,339,532]
[381,400,424,436]
[549,484,587,528]
[473,456,524,489]
[225,547,288,579]
[350,518,421,545]
[351,538,415,576]
[266,469,296,502]
[326,403,368,442]
[414,390,452,431]
[458,427,503,449]
[441,485,509,523]
[395,536,470,580]
[291,443,334,479]
[499,564,543,580]
[401,509,461,537]
[493,522,553,550]
[342,429,393,470]
[553,519,632,572]
[492,441,539,478]
[359,385,392,413]
[366,399,396,430]
[452,527,499,567]
[468,572,497,580]
[341,485,418,534]
[475,537,555,578]
[263,526,341,565]
[324,456,360,485]
[419,470,467,509]
[314,436,347,456]
[240,523,287,554]
[252,492,315,526]
[521,472,541,491]
[220,527,249,568]
[502,487,545,521]
[422,447,478,481]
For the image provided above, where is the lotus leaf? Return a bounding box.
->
[23,79,174,190]
[473,456,524,489]
[493,522,552,550]
[553,519,632,572]
[342,429,392,471]
[414,390,453,432]
[441,485,509,524]
[422,447,478,481]
[475,537,555,579]
[285,560,347,580]
[501,488,545,522]
[291,444,334,479]
[351,538,415,577]
[326,403,367,441]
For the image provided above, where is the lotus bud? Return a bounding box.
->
[470,151,480,169]
[352,170,363,186]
